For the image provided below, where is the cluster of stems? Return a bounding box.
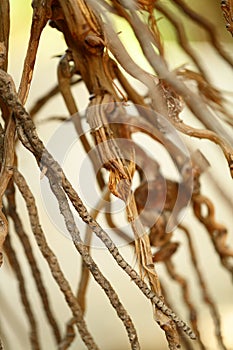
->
[0,1,233,349]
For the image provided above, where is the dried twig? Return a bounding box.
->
[0,4,14,266]
[155,2,210,81]
[172,0,233,67]
[0,113,15,266]
[221,0,233,36]
[0,0,10,71]
[13,168,100,350]
[165,259,206,349]
[0,66,195,341]
[18,0,52,104]
[6,180,61,344]
[179,225,228,350]
[192,194,233,279]
[1,1,233,349]
[4,234,41,349]
[49,175,140,350]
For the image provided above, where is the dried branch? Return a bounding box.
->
[6,180,61,344]
[0,65,195,341]
[49,175,140,349]
[2,63,140,347]
[179,225,228,350]
[77,187,109,313]
[57,51,105,189]
[18,0,52,104]
[91,0,233,179]
[160,281,195,350]
[13,168,100,350]
[155,2,210,81]
[159,80,233,173]
[172,0,233,67]
[4,234,40,349]
[119,4,233,149]
[165,259,206,349]
[192,194,233,279]
[0,0,10,71]
[0,112,15,266]
[1,1,233,349]
[221,0,233,37]
[0,6,14,266]
[62,178,195,339]
[58,317,77,350]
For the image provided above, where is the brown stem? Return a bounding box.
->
[57,52,105,189]
[47,175,140,350]
[77,187,109,313]
[179,225,228,350]
[155,2,210,81]
[6,180,61,344]
[165,259,206,349]
[4,234,41,349]
[0,66,195,340]
[58,317,77,350]
[0,115,15,265]
[13,169,99,350]
[18,0,52,104]
[192,194,233,279]
[172,0,233,68]
[0,0,10,71]
[0,19,195,343]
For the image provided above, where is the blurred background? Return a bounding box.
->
[1,1,233,349]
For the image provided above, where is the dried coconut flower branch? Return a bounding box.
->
[1,1,233,349]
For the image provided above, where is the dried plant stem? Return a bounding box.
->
[0,0,10,71]
[4,234,40,350]
[58,317,77,350]
[62,176,195,339]
[47,177,140,350]
[6,181,61,344]
[13,169,99,350]
[77,187,109,313]
[172,0,233,68]
[57,53,88,145]
[179,225,228,350]
[126,193,181,350]
[0,115,15,266]
[95,1,233,165]
[104,194,133,244]
[57,53,105,189]
[167,111,233,174]
[165,260,206,349]
[1,1,233,350]
[111,61,146,106]
[0,67,195,340]
[53,181,140,349]
[122,5,233,152]
[18,0,52,104]
[192,194,233,279]
[221,0,233,37]
[160,281,195,350]
[0,35,14,268]
[155,2,210,81]
[16,109,140,349]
